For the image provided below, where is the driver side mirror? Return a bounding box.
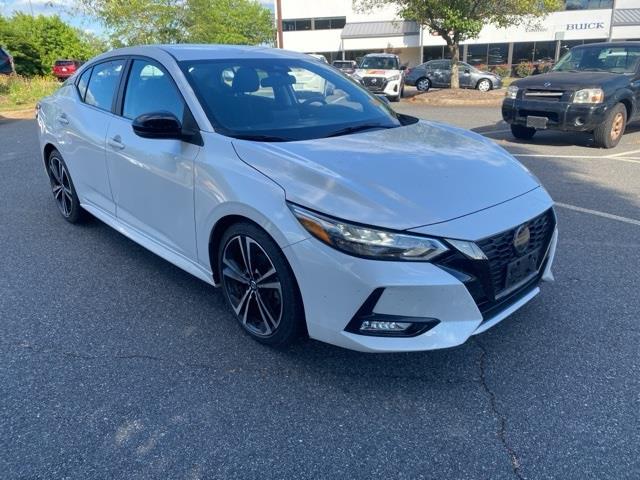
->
[464,68,470,74]
[400,65,407,71]
[132,111,183,140]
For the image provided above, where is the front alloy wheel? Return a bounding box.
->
[219,223,304,346]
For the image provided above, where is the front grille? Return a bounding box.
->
[477,209,555,296]
[524,89,565,101]
[362,77,387,91]
[436,209,556,319]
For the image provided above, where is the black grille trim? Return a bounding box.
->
[362,76,388,92]
[436,208,556,319]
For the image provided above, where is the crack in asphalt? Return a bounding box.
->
[8,342,219,371]
[475,338,525,480]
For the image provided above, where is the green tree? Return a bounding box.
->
[354,0,561,88]
[0,13,106,76]
[76,0,274,47]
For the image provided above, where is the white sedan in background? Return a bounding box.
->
[37,45,557,352]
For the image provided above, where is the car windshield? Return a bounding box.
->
[180,58,412,142]
[359,56,398,70]
[553,45,640,74]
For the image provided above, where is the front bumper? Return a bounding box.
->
[283,188,556,352]
[361,77,402,98]
[502,98,608,131]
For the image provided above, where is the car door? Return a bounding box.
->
[459,62,473,88]
[51,59,125,216]
[105,58,200,259]
[431,61,451,87]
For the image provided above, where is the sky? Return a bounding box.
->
[0,0,275,35]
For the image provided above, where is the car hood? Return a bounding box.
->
[513,71,625,90]
[232,121,540,230]
[355,68,400,78]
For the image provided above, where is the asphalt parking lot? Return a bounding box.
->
[1,102,639,479]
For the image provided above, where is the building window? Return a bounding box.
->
[467,44,488,66]
[513,42,535,64]
[283,19,312,31]
[283,17,346,31]
[422,46,451,62]
[533,41,556,63]
[488,44,509,66]
[314,17,347,30]
[564,0,613,10]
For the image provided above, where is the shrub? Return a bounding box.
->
[515,61,535,78]
[0,75,59,110]
[491,64,511,78]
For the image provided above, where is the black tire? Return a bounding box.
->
[46,149,86,223]
[416,77,431,92]
[476,78,492,92]
[510,124,536,140]
[593,103,626,149]
[218,222,305,347]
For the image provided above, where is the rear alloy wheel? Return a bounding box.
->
[477,79,492,92]
[47,150,85,223]
[510,124,536,140]
[219,223,304,346]
[594,103,626,149]
[416,77,431,92]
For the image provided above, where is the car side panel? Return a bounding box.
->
[106,115,200,260]
[45,86,116,215]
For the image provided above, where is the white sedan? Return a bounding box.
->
[37,45,557,352]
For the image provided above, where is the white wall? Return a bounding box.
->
[281,1,639,55]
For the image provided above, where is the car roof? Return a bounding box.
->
[94,44,313,63]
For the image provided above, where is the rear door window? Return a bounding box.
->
[84,59,125,112]
[77,67,92,101]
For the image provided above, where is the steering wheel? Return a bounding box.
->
[300,97,327,107]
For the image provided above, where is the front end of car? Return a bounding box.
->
[353,69,403,99]
[502,82,608,132]
[283,189,556,352]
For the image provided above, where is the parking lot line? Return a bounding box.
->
[511,153,640,164]
[556,202,640,227]
[608,148,640,158]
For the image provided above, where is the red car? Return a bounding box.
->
[52,59,83,81]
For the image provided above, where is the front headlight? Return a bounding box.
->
[289,204,449,261]
[573,88,604,104]
[388,74,400,82]
[506,85,518,99]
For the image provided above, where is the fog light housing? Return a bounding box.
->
[345,288,441,337]
[360,320,412,332]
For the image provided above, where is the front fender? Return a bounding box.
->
[194,132,309,274]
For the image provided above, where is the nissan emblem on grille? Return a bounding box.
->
[513,225,531,255]
[371,78,377,84]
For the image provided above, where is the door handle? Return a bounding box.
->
[56,114,69,125]
[108,136,125,150]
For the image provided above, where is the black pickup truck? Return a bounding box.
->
[502,42,640,148]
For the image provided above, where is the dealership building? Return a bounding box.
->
[275,0,640,68]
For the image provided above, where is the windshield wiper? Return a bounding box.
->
[230,133,291,142]
[326,123,395,138]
